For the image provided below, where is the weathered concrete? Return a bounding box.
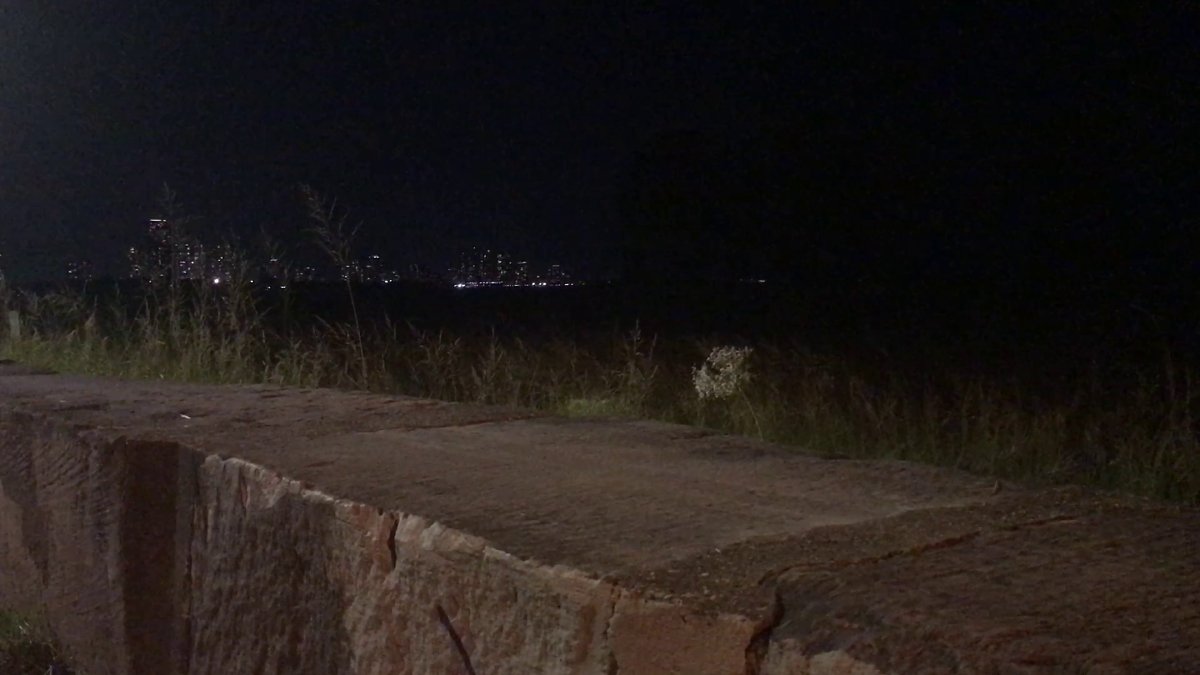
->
[0,362,1197,674]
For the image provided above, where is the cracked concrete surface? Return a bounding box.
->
[1,365,1198,674]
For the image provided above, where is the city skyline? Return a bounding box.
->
[0,4,1193,302]
[60,218,583,288]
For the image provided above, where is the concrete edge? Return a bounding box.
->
[1,401,795,674]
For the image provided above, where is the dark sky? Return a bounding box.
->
[1,3,1195,285]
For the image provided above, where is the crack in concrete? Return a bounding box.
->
[996,514,1079,531]
[49,401,109,412]
[757,513,1082,586]
[601,584,622,675]
[756,532,981,587]
[386,512,399,570]
[370,413,548,435]
[435,603,478,675]
[744,588,785,675]
[743,515,1081,674]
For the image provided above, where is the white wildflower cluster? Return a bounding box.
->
[692,346,754,401]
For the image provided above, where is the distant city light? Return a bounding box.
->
[116,216,597,287]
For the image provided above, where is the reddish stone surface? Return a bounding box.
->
[1,364,1197,674]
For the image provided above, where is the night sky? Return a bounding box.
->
[1,4,1195,292]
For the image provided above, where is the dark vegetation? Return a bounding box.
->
[4,266,1198,504]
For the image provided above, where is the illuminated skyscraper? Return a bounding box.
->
[145,218,173,284]
[127,217,208,284]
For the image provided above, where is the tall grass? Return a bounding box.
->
[0,608,73,675]
[2,274,1197,504]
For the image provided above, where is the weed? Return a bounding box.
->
[0,609,73,675]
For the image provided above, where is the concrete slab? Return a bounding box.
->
[1,365,1198,674]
